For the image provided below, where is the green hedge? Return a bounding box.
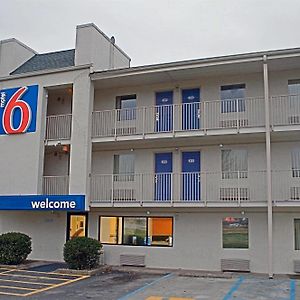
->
[0,232,32,265]
[63,237,102,270]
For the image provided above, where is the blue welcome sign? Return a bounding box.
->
[0,195,85,211]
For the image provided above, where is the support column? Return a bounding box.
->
[69,68,94,211]
[263,55,273,278]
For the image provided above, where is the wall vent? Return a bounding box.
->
[120,254,145,267]
[221,259,250,272]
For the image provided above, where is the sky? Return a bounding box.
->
[1,0,300,67]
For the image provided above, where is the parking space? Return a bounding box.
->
[0,267,88,297]
[0,268,298,299]
[117,273,297,300]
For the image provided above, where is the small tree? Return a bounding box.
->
[0,232,32,265]
[63,237,102,270]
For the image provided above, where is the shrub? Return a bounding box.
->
[0,232,32,265]
[63,237,102,270]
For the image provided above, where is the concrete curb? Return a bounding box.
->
[55,265,112,276]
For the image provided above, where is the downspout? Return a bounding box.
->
[263,54,273,279]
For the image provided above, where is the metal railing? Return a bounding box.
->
[272,170,300,203]
[92,94,300,138]
[90,171,267,205]
[92,97,266,138]
[43,176,69,195]
[271,94,300,126]
[45,114,72,141]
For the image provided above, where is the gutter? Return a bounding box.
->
[0,64,92,82]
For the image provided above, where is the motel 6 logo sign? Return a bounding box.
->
[0,85,38,135]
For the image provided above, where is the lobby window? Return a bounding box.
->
[292,149,300,178]
[221,84,246,113]
[116,94,136,121]
[67,213,88,240]
[99,216,173,247]
[113,153,135,181]
[221,149,248,179]
[223,217,249,249]
[295,219,300,250]
[148,217,173,246]
[99,217,122,244]
[123,217,147,246]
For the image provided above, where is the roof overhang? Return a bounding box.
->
[91,47,300,89]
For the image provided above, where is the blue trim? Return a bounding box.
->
[117,273,174,300]
[223,276,244,300]
[290,279,296,300]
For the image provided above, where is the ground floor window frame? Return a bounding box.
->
[66,212,88,241]
[222,217,249,249]
[98,216,174,247]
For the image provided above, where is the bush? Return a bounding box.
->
[63,237,102,270]
[0,232,32,265]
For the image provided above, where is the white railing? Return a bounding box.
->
[271,94,300,126]
[43,176,69,195]
[45,114,72,141]
[272,170,300,203]
[90,171,267,205]
[92,97,265,138]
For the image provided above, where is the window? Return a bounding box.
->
[295,219,300,250]
[223,217,248,249]
[292,149,300,177]
[123,217,147,246]
[99,217,122,244]
[113,153,135,181]
[67,213,88,240]
[148,217,173,246]
[221,84,246,113]
[116,95,136,121]
[288,80,300,96]
[221,149,248,179]
[99,216,173,247]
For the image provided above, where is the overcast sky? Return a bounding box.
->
[1,0,300,66]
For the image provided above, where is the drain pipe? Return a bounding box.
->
[263,54,273,279]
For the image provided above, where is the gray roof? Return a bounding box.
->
[11,49,75,75]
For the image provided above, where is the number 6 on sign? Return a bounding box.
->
[0,85,38,135]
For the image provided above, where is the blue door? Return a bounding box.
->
[182,88,200,130]
[182,151,201,201]
[155,153,173,201]
[155,91,173,132]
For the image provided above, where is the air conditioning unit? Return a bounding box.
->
[113,189,136,202]
[290,187,300,201]
[288,116,300,125]
[221,259,250,272]
[220,187,249,201]
[120,254,145,266]
[219,119,249,128]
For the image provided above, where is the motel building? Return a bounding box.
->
[1,23,300,278]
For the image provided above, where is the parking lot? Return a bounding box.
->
[0,267,298,299]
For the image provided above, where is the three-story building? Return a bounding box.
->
[0,23,300,277]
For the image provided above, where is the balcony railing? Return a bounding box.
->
[271,94,300,127]
[92,97,265,138]
[90,171,267,206]
[43,176,69,195]
[45,114,72,141]
[272,170,300,203]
